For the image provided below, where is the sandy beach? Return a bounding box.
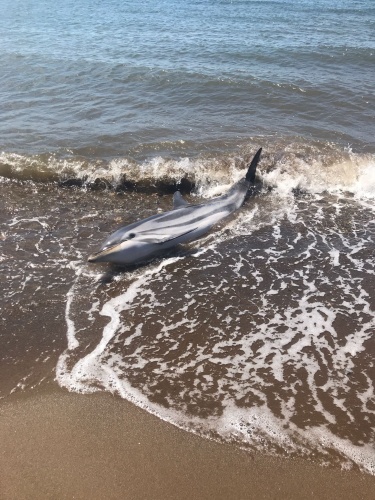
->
[1,389,375,500]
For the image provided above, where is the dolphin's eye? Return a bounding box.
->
[128,233,136,239]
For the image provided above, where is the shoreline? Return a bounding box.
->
[1,389,375,499]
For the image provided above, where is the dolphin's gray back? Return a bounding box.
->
[105,177,251,249]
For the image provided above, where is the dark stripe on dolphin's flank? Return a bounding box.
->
[153,204,237,228]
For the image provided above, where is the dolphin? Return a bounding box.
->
[88,148,262,265]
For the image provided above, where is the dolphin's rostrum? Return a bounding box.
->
[88,148,262,265]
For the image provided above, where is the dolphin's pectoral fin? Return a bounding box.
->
[173,191,190,209]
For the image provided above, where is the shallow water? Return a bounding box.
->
[2,144,375,473]
[1,0,375,475]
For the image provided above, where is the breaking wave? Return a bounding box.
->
[1,139,374,201]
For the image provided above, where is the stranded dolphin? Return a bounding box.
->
[88,148,262,265]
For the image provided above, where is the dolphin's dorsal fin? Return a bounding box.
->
[173,191,189,209]
[245,148,262,183]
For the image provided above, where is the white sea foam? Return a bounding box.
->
[57,171,375,475]
[261,152,375,201]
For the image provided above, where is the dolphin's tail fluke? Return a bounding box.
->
[245,148,262,183]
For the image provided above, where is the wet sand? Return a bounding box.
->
[1,390,375,500]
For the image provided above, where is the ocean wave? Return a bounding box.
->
[1,140,374,200]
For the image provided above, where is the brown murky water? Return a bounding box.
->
[2,145,374,473]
